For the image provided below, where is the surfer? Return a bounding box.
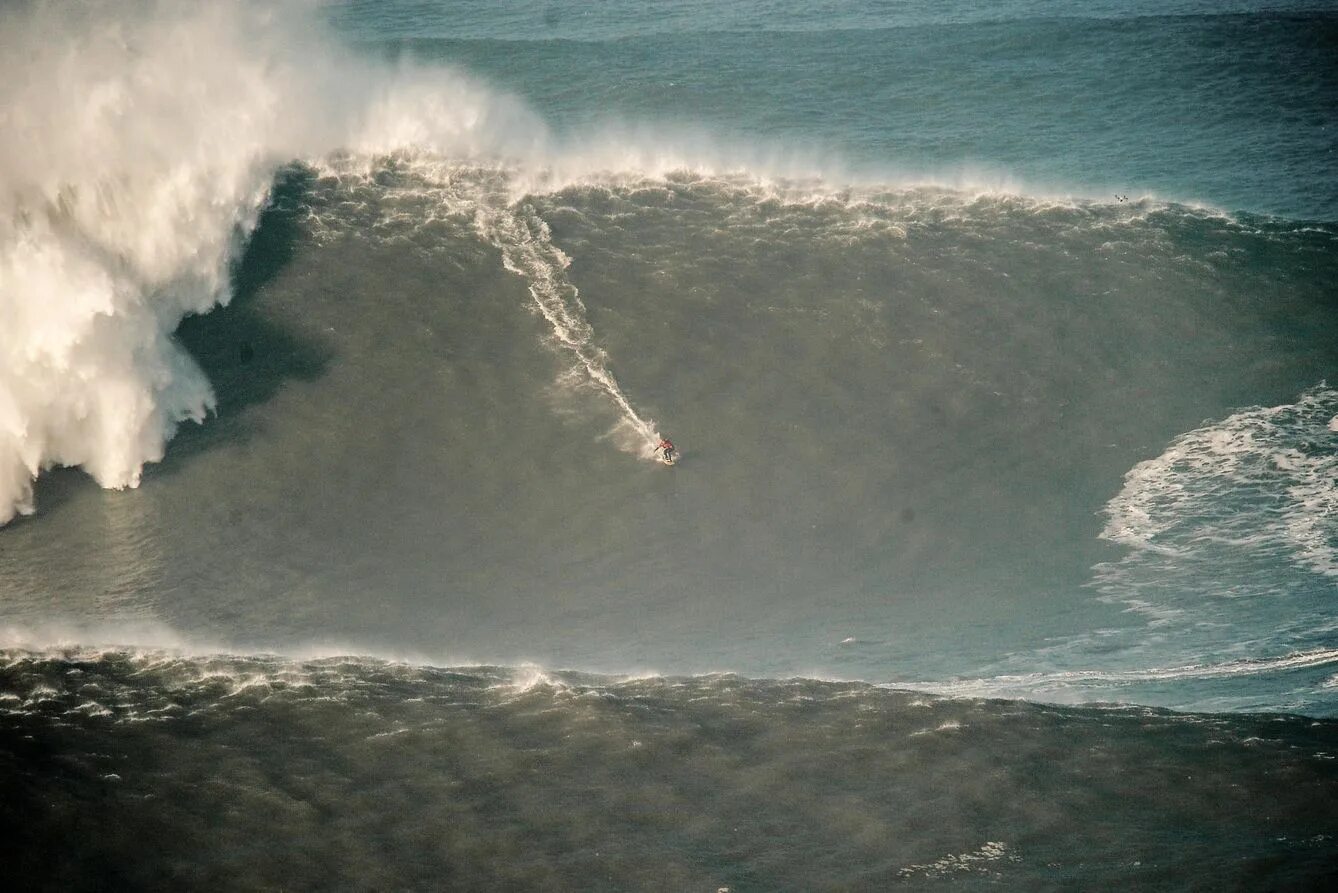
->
[657,436,676,463]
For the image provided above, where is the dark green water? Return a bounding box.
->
[5,650,1337,890]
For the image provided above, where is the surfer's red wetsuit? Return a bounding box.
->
[658,438,675,456]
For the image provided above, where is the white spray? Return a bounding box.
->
[0,0,665,525]
[0,1,358,524]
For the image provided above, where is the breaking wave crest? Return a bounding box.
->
[0,1,284,522]
[0,0,548,524]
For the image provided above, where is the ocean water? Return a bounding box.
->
[2,0,1337,888]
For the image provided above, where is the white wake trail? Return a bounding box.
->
[475,201,662,459]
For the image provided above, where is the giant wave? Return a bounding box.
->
[2,0,1237,526]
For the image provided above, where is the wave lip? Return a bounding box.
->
[0,1,551,525]
[0,1,301,524]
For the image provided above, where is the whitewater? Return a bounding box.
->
[2,0,1337,888]
[0,1,633,523]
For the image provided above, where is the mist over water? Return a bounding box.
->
[3,0,1338,887]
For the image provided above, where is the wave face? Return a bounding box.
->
[2,0,1336,718]
[4,157,1335,714]
[4,649,1337,890]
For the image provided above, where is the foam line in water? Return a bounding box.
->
[1097,385,1338,600]
[897,647,1338,703]
[475,201,662,458]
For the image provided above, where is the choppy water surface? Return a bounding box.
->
[5,649,1337,890]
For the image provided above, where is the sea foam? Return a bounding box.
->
[0,1,545,524]
[0,2,314,523]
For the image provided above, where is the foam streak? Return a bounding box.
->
[476,202,661,457]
